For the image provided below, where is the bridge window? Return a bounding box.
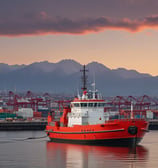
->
[73,103,80,107]
[88,103,98,107]
[94,103,97,107]
[81,103,87,107]
[88,103,94,107]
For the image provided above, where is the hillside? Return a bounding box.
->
[0,59,157,96]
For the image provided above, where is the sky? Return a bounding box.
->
[1,0,158,75]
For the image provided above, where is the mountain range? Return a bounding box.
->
[0,59,158,96]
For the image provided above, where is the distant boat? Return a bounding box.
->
[45,65,148,146]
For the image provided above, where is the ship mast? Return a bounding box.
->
[80,65,88,91]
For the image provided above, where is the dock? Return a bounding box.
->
[148,120,158,130]
[0,121,47,131]
[0,120,157,131]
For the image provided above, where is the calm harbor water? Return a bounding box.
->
[0,131,158,168]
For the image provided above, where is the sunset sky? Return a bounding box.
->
[1,0,158,75]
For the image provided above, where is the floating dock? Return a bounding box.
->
[0,121,47,131]
[148,120,158,130]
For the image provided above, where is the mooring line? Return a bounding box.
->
[10,135,48,141]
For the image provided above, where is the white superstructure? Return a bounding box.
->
[68,90,107,127]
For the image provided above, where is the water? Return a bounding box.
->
[0,131,158,168]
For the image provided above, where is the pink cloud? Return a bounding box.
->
[1,14,158,37]
[40,11,48,20]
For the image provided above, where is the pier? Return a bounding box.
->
[0,121,47,131]
[148,120,158,130]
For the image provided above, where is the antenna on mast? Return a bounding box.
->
[80,65,88,91]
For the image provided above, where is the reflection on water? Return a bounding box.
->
[0,131,154,168]
[46,142,148,168]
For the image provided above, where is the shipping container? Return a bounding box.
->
[0,112,16,119]
[16,108,33,119]
[33,111,42,118]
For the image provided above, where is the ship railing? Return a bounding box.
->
[104,113,147,120]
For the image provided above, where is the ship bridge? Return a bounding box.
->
[68,96,107,127]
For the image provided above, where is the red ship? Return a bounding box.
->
[46,65,148,146]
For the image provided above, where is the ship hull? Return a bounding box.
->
[46,119,148,146]
[49,137,142,146]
